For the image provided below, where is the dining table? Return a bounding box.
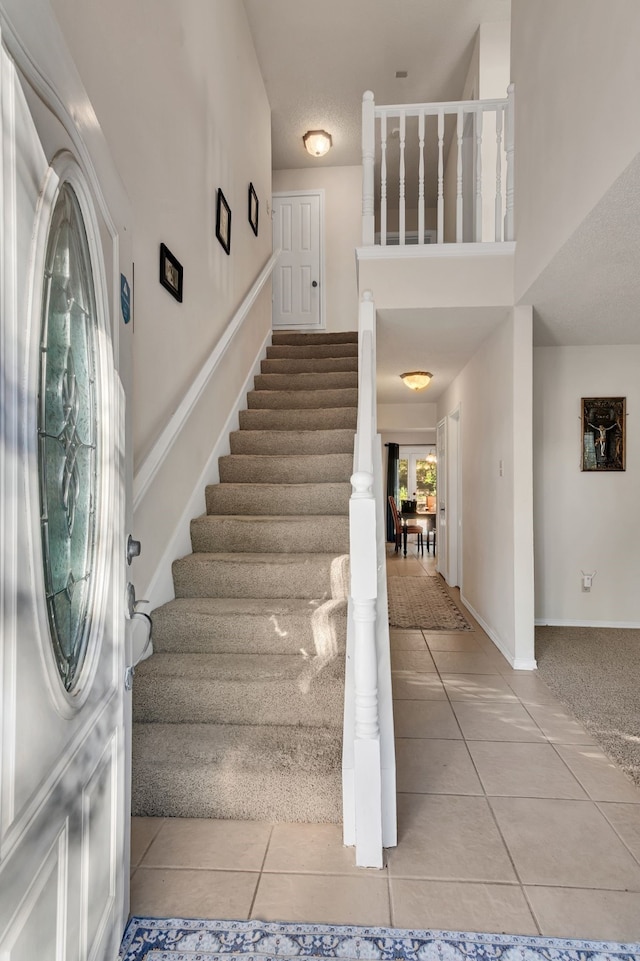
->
[398,509,436,557]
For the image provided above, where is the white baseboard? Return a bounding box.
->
[535,618,640,629]
[141,329,271,613]
[461,593,537,671]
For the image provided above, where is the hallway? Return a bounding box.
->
[130,551,640,942]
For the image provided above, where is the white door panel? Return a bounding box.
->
[272,191,323,329]
[436,418,447,578]
[0,37,128,961]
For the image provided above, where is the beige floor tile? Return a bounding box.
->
[263,823,380,876]
[141,817,272,872]
[388,794,516,881]
[599,802,640,861]
[251,873,390,926]
[452,701,546,742]
[395,738,482,795]
[131,817,165,869]
[523,702,596,744]
[390,879,538,934]
[390,631,428,650]
[554,744,640,802]
[387,558,427,575]
[431,651,502,675]
[525,886,640,941]
[391,651,437,673]
[393,700,462,739]
[490,796,640,889]
[467,742,588,799]
[502,676,558,704]
[440,674,519,702]
[392,671,447,700]
[130,867,258,919]
[423,634,483,653]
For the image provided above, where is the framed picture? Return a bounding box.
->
[216,188,231,255]
[248,182,259,236]
[159,243,183,302]
[581,397,626,471]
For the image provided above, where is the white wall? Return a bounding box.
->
[512,0,640,299]
[438,309,535,668]
[49,0,273,592]
[273,166,362,332]
[534,345,640,627]
[378,404,437,433]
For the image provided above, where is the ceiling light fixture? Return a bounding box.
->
[400,371,433,391]
[303,129,332,157]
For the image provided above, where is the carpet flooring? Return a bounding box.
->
[536,626,640,787]
[119,917,640,960]
[387,575,472,631]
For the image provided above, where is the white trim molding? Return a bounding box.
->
[462,593,538,671]
[535,619,640,630]
[133,251,279,511]
[356,241,515,262]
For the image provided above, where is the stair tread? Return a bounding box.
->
[136,650,344,677]
[155,596,347,616]
[176,551,347,564]
[133,722,342,772]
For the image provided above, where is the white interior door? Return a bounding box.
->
[272,191,324,329]
[446,408,461,588]
[0,39,128,961]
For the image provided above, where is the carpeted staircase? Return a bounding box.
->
[131,331,358,822]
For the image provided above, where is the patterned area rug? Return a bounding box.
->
[119,918,640,961]
[387,576,472,630]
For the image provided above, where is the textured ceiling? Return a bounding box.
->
[243,0,511,171]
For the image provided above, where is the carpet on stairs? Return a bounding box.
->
[131,331,358,823]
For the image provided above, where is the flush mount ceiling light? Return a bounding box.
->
[303,129,332,157]
[400,371,433,391]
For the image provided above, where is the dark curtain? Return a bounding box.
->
[385,443,399,542]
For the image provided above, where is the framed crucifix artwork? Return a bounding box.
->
[581,397,626,471]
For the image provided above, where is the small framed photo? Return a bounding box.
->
[159,243,183,302]
[248,182,259,236]
[581,397,626,471]
[216,188,231,255]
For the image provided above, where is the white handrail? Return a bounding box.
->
[362,88,515,247]
[344,290,396,868]
[133,250,279,511]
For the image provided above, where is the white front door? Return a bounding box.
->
[0,38,129,961]
[272,191,324,329]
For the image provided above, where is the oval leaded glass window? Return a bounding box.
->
[38,183,98,693]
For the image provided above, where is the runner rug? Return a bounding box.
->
[387,575,472,630]
[119,917,640,961]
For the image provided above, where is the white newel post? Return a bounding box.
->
[362,91,376,246]
[505,83,515,242]
[350,471,382,868]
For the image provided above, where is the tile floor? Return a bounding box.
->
[130,549,640,942]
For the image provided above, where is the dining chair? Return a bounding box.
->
[388,495,424,556]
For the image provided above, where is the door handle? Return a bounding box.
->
[312,280,318,288]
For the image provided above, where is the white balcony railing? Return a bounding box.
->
[362,86,514,247]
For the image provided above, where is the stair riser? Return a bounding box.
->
[172,555,343,598]
[247,388,357,410]
[271,331,357,345]
[205,483,351,516]
[218,454,352,485]
[229,429,355,455]
[266,344,357,359]
[261,357,357,374]
[254,372,357,391]
[191,515,350,554]
[132,758,342,821]
[239,408,357,431]
[133,674,343,726]
[152,607,347,655]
